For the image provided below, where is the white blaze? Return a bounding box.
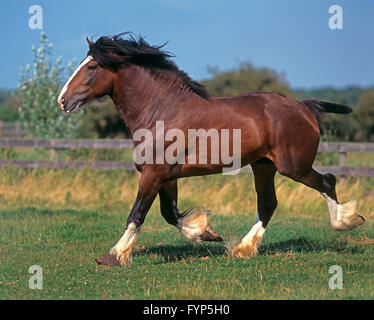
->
[57,56,93,102]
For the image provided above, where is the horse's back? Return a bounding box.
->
[211,91,320,168]
[213,91,317,128]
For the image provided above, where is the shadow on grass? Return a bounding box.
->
[134,237,365,263]
[260,237,365,255]
[134,243,226,263]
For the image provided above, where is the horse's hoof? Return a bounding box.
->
[200,224,223,242]
[327,199,366,231]
[230,243,258,258]
[179,211,224,242]
[358,214,366,224]
[96,253,122,266]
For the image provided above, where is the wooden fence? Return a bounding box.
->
[0,139,373,176]
[0,121,26,138]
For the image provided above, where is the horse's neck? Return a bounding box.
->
[111,65,193,137]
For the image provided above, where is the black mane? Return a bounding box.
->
[87,32,210,100]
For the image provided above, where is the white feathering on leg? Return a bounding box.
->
[230,221,266,258]
[178,211,209,242]
[110,222,139,265]
[322,193,365,231]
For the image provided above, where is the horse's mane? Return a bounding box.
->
[87,32,210,100]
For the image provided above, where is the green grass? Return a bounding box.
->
[1,206,373,299]
[0,166,373,299]
[0,147,133,162]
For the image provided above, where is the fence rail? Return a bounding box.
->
[0,121,26,138]
[0,138,133,149]
[0,139,373,176]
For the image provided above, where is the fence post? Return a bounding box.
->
[15,122,21,138]
[339,151,347,167]
[339,146,347,177]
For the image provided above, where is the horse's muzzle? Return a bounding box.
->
[57,96,66,111]
[58,96,82,113]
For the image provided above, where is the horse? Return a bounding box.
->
[57,33,365,266]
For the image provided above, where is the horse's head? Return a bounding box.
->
[58,33,210,113]
[57,38,114,113]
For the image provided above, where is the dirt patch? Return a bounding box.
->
[271,250,293,258]
[346,236,374,245]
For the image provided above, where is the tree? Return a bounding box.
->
[16,32,83,139]
[0,90,19,122]
[201,62,292,97]
[75,98,130,139]
[353,89,374,141]
[293,86,369,142]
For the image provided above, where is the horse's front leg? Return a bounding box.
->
[96,170,161,266]
[159,180,223,242]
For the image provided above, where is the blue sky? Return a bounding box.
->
[0,0,373,89]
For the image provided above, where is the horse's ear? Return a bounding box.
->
[86,36,94,47]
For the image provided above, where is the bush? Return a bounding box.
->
[16,32,83,139]
[353,89,374,141]
[201,62,292,97]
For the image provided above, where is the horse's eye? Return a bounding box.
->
[88,65,97,70]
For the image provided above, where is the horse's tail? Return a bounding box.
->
[302,99,353,130]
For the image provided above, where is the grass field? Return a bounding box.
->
[0,168,373,299]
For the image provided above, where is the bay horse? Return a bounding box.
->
[57,33,365,266]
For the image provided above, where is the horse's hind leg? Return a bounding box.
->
[231,158,277,258]
[159,180,223,242]
[281,167,365,231]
